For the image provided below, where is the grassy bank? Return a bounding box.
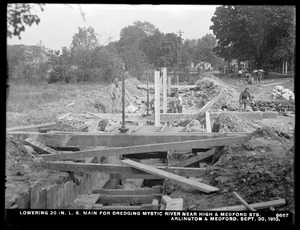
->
[7,80,109,113]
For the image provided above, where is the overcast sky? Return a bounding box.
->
[7,4,218,51]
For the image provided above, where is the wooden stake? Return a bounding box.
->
[233,192,256,211]
[163,67,168,113]
[205,110,212,133]
[155,71,161,126]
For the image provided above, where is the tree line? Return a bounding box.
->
[7,4,295,84]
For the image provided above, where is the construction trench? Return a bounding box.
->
[6,70,294,212]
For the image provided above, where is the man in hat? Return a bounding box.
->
[239,87,252,111]
[110,78,121,114]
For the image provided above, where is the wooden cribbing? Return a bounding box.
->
[39,135,250,160]
[174,148,216,167]
[40,161,207,178]
[122,159,219,193]
[24,138,59,155]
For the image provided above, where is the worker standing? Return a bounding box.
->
[239,88,252,111]
[174,92,183,113]
[110,78,121,114]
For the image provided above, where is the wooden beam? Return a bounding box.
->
[122,159,219,193]
[69,194,101,209]
[106,122,121,132]
[167,76,172,96]
[205,110,212,133]
[162,195,173,204]
[207,199,286,211]
[6,122,57,132]
[131,122,144,133]
[92,204,153,210]
[163,67,168,113]
[138,84,197,90]
[185,92,223,127]
[233,192,256,211]
[152,199,160,210]
[98,194,159,204]
[40,135,249,160]
[160,123,168,132]
[92,186,161,195]
[165,198,184,210]
[174,148,216,167]
[24,138,59,155]
[155,71,160,126]
[40,161,207,178]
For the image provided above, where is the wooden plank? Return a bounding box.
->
[6,122,57,132]
[69,194,101,209]
[92,186,162,195]
[152,199,159,210]
[155,71,160,126]
[131,122,144,133]
[165,198,184,210]
[174,148,216,167]
[57,113,72,120]
[40,161,207,178]
[40,135,249,160]
[8,131,233,147]
[160,123,168,132]
[98,194,158,204]
[138,84,197,90]
[162,195,173,204]
[163,67,168,113]
[185,92,223,127]
[92,204,153,210]
[24,138,59,155]
[207,199,286,211]
[233,192,256,211]
[122,159,219,193]
[107,122,121,132]
[205,110,212,133]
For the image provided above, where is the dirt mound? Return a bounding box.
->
[194,73,242,111]
[216,113,257,132]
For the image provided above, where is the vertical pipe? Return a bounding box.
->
[282,60,285,74]
[167,76,171,96]
[122,69,125,126]
[155,71,160,126]
[285,61,288,74]
[163,67,167,113]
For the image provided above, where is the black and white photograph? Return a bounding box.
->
[6,3,295,226]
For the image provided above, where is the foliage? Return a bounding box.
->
[7,3,44,39]
[210,5,295,68]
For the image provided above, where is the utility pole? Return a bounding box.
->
[176,29,184,85]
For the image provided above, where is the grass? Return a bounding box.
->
[6,80,109,113]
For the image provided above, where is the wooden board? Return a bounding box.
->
[207,199,286,211]
[69,194,101,209]
[40,135,250,160]
[40,161,207,178]
[6,122,57,132]
[174,148,216,167]
[165,198,184,210]
[122,159,219,193]
[8,131,231,147]
[98,194,159,204]
[24,138,59,155]
[92,186,161,195]
[92,204,153,210]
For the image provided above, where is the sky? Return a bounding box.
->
[7,4,218,51]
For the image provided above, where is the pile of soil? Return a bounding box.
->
[217,113,258,133]
[166,125,294,212]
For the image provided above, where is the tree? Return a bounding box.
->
[7,3,44,39]
[70,26,99,82]
[210,5,295,69]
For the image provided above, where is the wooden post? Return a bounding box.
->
[285,61,288,74]
[205,110,212,133]
[167,75,171,96]
[176,74,179,85]
[282,60,285,74]
[155,71,161,126]
[163,67,167,113]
